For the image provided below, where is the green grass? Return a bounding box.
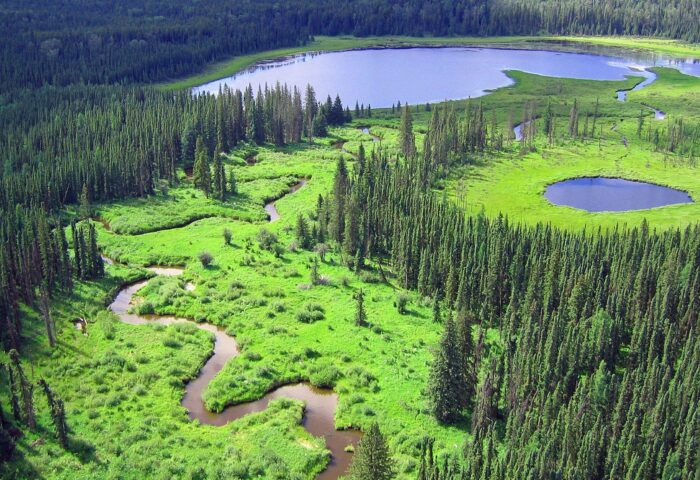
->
[552,35,700,58]
[6,39,700,480]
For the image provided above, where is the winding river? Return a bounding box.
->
[265,179,307,221]
[105,181,359,479]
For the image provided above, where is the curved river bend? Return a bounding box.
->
[106,182,359,479]
[108,268,360,479]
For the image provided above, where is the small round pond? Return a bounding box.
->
[544,177,693,212]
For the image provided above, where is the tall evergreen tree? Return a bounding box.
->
[331,157,349,244]
[193,136,212,197]
[399,105,416,158]
[8,350,35,430]
[428,313,465,424]
[348,422,394,480]
[212,144,227,200]
[355,289,367,327]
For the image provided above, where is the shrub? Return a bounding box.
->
[395,292,409,314]
[310,365,341,388]
[173,322,197,335]
[162,337,182,349]
[359,271,381,283]
[256,228,278,251]
[296,310,323,323]
[271,301,286,312]
[263,288,285,298]
[198,251,213,267]
[348,393,365,405]
[244,351,262,361]
[223,228,232,245]
[305,302,324,313]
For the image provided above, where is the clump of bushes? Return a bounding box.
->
[270,301,286,312]
[244,351,262,361]
[359,271,381,284]
[395,292,409,314]
[309,364,341,388]
[135,301,155,315]
[263,288,285,298]
[198,251,213,267]
[256,228,278,251]
[162,336,182,349]
[295,302,325,323]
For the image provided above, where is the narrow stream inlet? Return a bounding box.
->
[106,264,359,477]
[264,179,307,221]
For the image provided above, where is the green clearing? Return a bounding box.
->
[5,39,700,479]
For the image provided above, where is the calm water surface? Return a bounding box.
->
[193,47,698,107]
[545,177,693,212]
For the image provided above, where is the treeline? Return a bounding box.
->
[1,351,71,462]
[0,208,104,351]
[2,0,699,91]
[0,83,346,213]
[421,103,505,178]
[322,150,699,478]
[638,113,700,164]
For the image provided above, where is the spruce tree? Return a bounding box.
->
[432,297,441,323]
[331,157,349,244]
[455,309,476,409]
[295,214,311,249]
[9,350,35,430]
[229,168,238,195]
[310,257,320,285]
[79,183,91,219]
[5,363,21,422]
[193,136,211,197]
[568,99,579,138]
[348,422,394,480]
[212,144,227,200]
[399,105,416,158]
[428,313,464,423]
[39,379,68,448]
[39,284,56,348]
[355,289,367,327]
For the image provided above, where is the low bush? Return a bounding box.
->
[309,364,341,388]
[198,251,214,267]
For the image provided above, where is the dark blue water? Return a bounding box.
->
[545,177,692,212]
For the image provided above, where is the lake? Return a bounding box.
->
[193,47,699,107]
[544,177,693,212]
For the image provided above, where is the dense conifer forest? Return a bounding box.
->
[1,1,700,478]
[326,146,700,478]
